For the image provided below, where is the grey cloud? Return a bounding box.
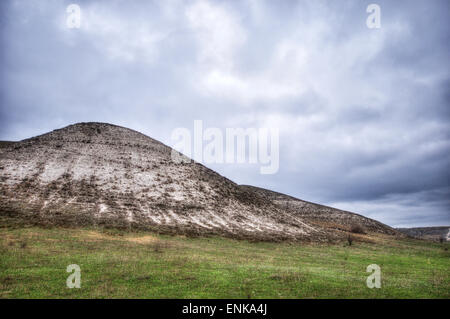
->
[0,0,449,227]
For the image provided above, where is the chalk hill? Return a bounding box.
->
[0,122,396,241]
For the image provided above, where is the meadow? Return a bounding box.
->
[0,224,448,298]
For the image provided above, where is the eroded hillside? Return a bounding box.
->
[0,122,396,241]
[0,123,329,241]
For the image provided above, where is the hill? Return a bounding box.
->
[0,122,396,241]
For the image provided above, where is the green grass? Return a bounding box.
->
[0,226,449,298]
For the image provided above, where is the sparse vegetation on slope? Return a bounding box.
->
[240,185,397,236]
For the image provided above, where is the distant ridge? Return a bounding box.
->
[397,226,449,242]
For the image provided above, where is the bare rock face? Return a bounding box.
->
[0,122,396,241]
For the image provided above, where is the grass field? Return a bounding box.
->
[0,225,449,298]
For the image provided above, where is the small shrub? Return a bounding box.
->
[347,235,353,246]
[153,242,162,252]
[350,224,366,234]
[151,240,168,253]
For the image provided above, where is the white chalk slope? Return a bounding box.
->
[0,122,395,241]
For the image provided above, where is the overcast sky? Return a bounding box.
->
[1,0,449,227]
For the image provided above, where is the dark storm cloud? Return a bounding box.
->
[0,0,449,227]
